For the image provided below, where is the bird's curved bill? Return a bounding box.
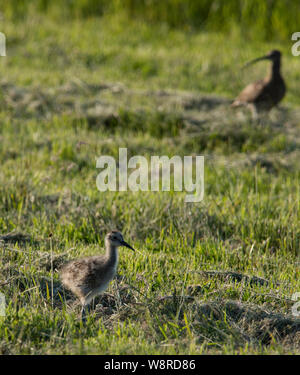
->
[243,55,269,68]
[121,240,135,251]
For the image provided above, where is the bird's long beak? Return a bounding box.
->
[243,55,269,68]
[121,240,136,252]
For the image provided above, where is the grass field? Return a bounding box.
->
[0,11,299,355]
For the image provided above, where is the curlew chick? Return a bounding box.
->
[60,230,135,322]
[232,50,286,118]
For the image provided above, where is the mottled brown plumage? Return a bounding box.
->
[60,231,135,321]
[232,50,286,116]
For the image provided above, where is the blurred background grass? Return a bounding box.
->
[1,0,299,41]
[1,0,299,105]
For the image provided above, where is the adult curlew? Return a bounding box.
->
[231,50,286,118]
[60,230,135,322]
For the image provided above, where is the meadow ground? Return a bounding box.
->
[0,14,299,354]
